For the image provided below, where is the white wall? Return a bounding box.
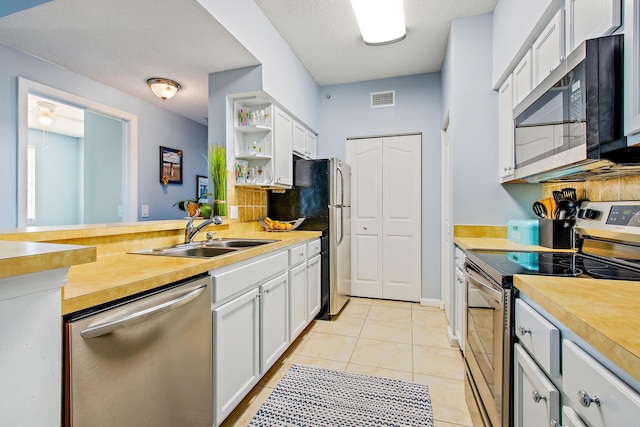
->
[318,73,443,300]
[0,44,208,227]
[492,0,562,88]
[443,14,541,227]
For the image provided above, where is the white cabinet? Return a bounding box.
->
[499,75,515,179]
[533,9,565,87]
[307,254,321,321]
[513,343,560,427]
[213,287,260,425]
[513,49,533,107]
[625,0,640,137]
[289,262,307,340]
[563,339,640,427]
[234,99,275,187]
[292,120,318,159]
[273,106,293,187]
[515,298,560,380]
[565,0,621,54]
[260,272,289,373]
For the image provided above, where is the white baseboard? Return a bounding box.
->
[419,298,442,309]
[447,326,460,348]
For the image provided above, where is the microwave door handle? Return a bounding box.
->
[80,285,207,338]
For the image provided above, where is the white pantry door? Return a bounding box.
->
[347,134,422,301]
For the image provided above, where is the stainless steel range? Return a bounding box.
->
[462,201,640,426]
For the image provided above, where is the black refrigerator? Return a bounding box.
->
[268,158,351,319]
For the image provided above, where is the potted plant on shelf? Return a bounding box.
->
[173,192,212,218]
[209,144,227,216]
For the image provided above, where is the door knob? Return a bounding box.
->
[363,226,368,230]
[532,390,547,403]
[578,390,600,407]
[518,326,531,336]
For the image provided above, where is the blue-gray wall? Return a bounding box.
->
[0,43,208,227]
[317,73,443,300]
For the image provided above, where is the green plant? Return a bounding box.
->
[209,144,227,216]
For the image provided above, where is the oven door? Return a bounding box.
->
[464,261,511,427]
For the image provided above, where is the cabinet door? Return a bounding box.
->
[566,0,621,53]
[559,406,587,427]
[499,75,515,179]
[289,262,307,341]
[273,107,293,187]
[260,272,289,373]
[292,120,306,156]
[454,266,466,352]
[563,339,640,427]
[513,343,560,427]
[625,0,640,136]
[533,9,565,86]
[213,288,260,425]
[307,254,321,322]
[513,50,533,107]
[306,130,317,159]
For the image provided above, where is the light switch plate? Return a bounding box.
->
[229,205,238,219]
[141,205,149,217]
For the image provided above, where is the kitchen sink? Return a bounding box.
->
[129,239,279,258]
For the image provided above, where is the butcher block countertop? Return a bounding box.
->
[0,220,321,315]
[454,225,640,384]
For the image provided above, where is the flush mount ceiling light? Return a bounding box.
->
[146,78,181,100]
[37,101,56,126]
[349,0,406,46]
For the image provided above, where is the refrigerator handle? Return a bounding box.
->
[336,206,344,246]
[337,166,344,206]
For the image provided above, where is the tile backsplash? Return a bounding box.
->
[542,175,640,201]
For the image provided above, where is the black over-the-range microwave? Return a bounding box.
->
[511,34,640,182]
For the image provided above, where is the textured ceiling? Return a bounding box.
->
[0,0,496,125]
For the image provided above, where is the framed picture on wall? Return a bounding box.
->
[160,146,182,185]
[197,175,209,198]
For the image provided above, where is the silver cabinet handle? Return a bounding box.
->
[578,390,601,407]
[532,390,547,403]
[518,326,531,336]
[550,419,565,427]
[81,284,207,338]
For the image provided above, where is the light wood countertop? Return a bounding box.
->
[0,240,95,279]
[63,230,321,315]
[454,237,570,252]
[515,275,640,384]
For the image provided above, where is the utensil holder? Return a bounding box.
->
[538,219,575,249]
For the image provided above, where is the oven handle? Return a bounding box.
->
[464,262,502,303]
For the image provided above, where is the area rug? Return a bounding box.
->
[248,364,434,427]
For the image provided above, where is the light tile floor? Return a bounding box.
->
[221,297,473,427]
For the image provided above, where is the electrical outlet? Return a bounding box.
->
[117,205,124,218]
[229,206,238,220]
[141,205,149,218]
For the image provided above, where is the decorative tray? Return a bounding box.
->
[259,217,305,232]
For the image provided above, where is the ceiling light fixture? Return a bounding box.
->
[146,78,181,100]
[37,102,56,126]
[349,0,406,46]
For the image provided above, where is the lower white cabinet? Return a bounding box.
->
[260,272,289,373]
[213,288,260,425]
[513,343,560,426]
[289,262,307,340]
[307,254,321,321]
[559,406,587,427]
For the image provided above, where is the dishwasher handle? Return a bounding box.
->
[80,284,207,338]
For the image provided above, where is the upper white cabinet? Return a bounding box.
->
[306,130,318,159]
[499,75,515,179]
[533,9,565,87]
[513,49,533,107]
[273,106,293,187]
[292,120,318,159]
[625,0,640,137]
[565,0,621,54]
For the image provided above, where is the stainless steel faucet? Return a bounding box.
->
[185,209,223,243]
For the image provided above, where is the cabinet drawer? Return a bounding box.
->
[307,239,321,258]
[515,299,560,380]
[560,405,587,427]
[289,243,307,266]
[212,251,288,303]
[513,343,560,427]
[562,339,640,427]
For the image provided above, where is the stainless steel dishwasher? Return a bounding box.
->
[64,275,213,427]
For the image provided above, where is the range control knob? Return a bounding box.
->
[578,208,599,219]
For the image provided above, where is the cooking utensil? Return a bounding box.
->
[555,198,576,220]
[553,191,564,204]
[561,187,577,201]
[540,198,555,218]
[532,202,547,218]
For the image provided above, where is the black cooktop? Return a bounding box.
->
[467,250,640,285]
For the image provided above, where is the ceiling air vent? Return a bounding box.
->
[371,90,395,108]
